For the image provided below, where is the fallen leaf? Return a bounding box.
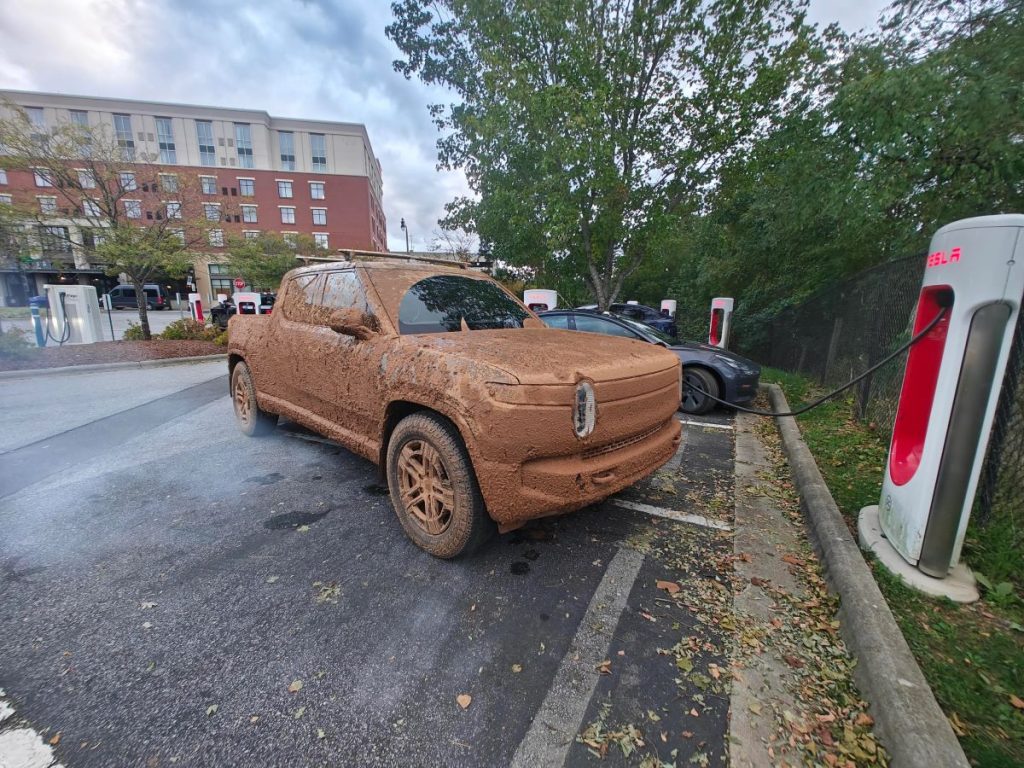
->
[49,732,61,746]
[288,679,303,693]
[784,655,804,669]
[1010,695,1024,711]
[293,707,305,719]
[140,602,157,609]
[296,525,310,533]
[782,554,803,566]
[596,660,612,675]
[266,576,279,584]
[511,664,523,673]
[206,704,218,717]
[656,580,681,595]
[855,712,875,726]
[250,716,259,723]
[142,622,152,629]
[456,694,472,710]
[317,728,326,739]
[748,701,762,715]
[640,612,656,622]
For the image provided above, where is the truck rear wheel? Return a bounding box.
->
[386,413,493,558]
[231,361,277,436]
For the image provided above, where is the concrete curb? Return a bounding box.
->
[0,354,227,381]
[766,383,970,768]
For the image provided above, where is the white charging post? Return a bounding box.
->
[44,284,104,344]
[708,297,734,349]
[523,289,558,312]
[660,299,677,318]
[188,292,205,323]
[859,214,1024,602]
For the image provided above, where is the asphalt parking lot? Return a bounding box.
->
[0,364,738,767]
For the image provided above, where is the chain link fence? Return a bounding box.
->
[741,256,1022,537]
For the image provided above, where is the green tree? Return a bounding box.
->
[0,103,215,339]
[222,233,324,291]
[387,0,820,308]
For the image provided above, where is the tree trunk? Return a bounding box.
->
[133,281,152,340]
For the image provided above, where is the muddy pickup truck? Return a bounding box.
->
[228,256,682,558]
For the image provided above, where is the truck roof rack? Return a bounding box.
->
[295,249,469,269]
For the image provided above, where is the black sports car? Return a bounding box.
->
[539,309,760,414]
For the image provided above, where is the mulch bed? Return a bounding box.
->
[0,340,224,372]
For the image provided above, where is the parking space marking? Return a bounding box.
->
[510,547,644,768]
[678,419,734,431]
[610,498,732,531]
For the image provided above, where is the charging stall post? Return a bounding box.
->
[523,289,558,312]
[188,293,205,324]
[859,215,1024,602]
[708,297,734,349]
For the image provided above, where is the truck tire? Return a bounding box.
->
[386,412,494,558]
[682,368,719,415]
[231,361,277,436]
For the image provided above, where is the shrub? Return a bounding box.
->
[122,322,145,341]
[212,330,229,346]
[158,319,224,343]
[0,327,33,359]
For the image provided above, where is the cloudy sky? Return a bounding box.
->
[0,0,888,252]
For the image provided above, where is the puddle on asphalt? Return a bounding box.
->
[510,561,530,575]
[363,484,389,496]
[247,472,284,486]
[263,510,330,530]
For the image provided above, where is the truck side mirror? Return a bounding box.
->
[329,307,378,340]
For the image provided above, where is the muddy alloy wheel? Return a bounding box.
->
[682,367,719,415]
[386,413,493,558]
[231,361,278,437]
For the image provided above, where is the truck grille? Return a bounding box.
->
[582,423,663,460]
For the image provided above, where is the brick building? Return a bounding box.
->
[0,90,385,304]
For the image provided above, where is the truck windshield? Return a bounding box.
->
[398,275,529,334]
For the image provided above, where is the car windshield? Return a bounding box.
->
[398,275,530,334]
[612,314,675,344]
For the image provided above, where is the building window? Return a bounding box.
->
[200,175,217,195]
[310,134,327,172]
[124,200,142,219]
[277,180,293,198]
[209,262,234,295]
[238,178,254,196]
[311,208,327,226]
[77,169,96,189]
[243,230,260,240]
[0,169,6,185]
[82,229,106,248]
[282,233,298,248]
[234,123,254,169]
[279,131,295,170]
[313,232,329,249]
[25,106,44,128]
[309,181,325,200]
[69,109,88,128]
[209,229,224,247]
[280,206,295,224]
[38,196,57,214]
[33,168,53,187]
[0,194,11,205]
[113,114,135,161]
[159,173,179,193]
[241,205,258,223]
[83,199,102,217]
[196,120,216,166]
[39,225,71,254]
[156,117,177,164]
[166,201,182,219]
[119,172,136,191]
[203,203,221,221]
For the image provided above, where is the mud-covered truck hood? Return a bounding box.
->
[409,328,679,385]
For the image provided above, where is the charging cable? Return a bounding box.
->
[685,295,952,418]
[44,291,72,346]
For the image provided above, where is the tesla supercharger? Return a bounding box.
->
[188,292,204,323]
[523,289,557,312]
[859,214,1024,602]
[44,284,103,344]
[708,297,734,349]
[661,299,677,318]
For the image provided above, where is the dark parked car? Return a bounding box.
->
[540,310,760,414]
[107,284,170,310]
[577,302,677,337]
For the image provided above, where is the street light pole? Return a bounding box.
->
[400,218,410,253]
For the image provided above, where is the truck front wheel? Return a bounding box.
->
[386,413,493,558]
[231,361,278,436]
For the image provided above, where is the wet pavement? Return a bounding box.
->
[0,370,738,767]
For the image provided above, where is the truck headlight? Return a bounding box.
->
[573,381,596,438]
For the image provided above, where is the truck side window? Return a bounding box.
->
[322,271,369,313]
[281,274,324,324]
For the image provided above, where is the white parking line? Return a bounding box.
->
[678,419,734,431]
[611,498,732,531]
[0,689,62,768]
[510,547,644,768]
